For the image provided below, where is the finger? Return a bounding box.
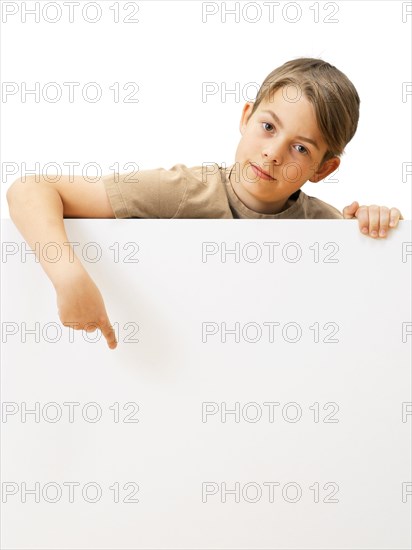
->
[100,318,118,350]
[389,208,403,227]
[342,201,359,219]
[367,205,381,238]
[355,205,370,235]
[378,206,390,238]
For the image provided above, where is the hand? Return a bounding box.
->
[56,272,118,350]
[342,201,404,238]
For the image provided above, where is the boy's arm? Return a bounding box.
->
[343,201,404,238]
[6,175,118,349]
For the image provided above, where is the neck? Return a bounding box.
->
[228,168,291,215]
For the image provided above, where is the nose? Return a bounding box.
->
[262,137,285,166]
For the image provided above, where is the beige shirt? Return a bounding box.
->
[102,163,344,219]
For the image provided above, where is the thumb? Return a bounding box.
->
[342,201,359,219]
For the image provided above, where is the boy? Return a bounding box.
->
[6,58,404,350]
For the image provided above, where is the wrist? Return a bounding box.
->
[52,262,91,293]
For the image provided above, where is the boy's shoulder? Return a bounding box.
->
[102,162,233,219]
[298,192,344,219]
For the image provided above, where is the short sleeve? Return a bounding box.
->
[299,192,344,219]
[102,164,189,219]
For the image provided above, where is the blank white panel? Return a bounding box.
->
[1,219,411,549]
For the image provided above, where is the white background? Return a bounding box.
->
[1,2,412,549]
[0,0,411,218]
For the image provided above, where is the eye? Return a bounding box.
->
[262,122,274,132]
[294,144,308,155]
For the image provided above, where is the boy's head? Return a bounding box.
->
[230,57,360,215]
[250,57,360,164]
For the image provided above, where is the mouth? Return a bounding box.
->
[250,163,275,181]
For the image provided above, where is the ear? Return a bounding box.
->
[309,156,340,183]
[239,102,254,135]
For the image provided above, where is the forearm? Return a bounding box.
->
[7,177,89,291]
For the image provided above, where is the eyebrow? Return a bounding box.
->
[260,109,320,150]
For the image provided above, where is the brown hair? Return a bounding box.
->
[250,58,360,165]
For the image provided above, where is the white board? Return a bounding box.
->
[1,219,411,549]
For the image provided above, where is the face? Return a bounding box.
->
[231,88,340,214]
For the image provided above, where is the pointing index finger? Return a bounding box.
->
[100,319,118,349]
